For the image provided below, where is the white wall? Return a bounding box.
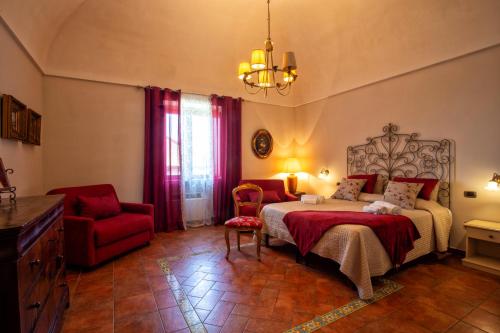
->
[0,20,44,196]
[294,45,500,249]
[43,77,144,201]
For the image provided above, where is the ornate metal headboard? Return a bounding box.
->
[347,123,453,207]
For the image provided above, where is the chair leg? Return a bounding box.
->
[265,234,270,247]
[225,228,230,259]
[256,230,262,261]
[237,230,241,251]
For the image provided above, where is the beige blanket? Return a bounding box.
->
[260,196,452,299]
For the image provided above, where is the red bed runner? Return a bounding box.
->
[283,211,421,265]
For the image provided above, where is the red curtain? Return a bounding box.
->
[211,95,242,225]
[143,87,184,232]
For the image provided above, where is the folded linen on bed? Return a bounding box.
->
[301,195,325,204]
[371,201,402,215]
[362,204,388,215]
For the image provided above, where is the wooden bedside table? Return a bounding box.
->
[462,219,500,276]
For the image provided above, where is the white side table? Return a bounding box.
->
[462,220,500,276]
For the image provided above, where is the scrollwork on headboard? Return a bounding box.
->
[347,123,453,207]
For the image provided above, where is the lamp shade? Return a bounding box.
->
[238,62,251,80]
[283,69,297,83]
[485,172,500,191]
[258,70,273,87]
[284,158,301,174]
[282,51,297,70]
[251,49,266,70]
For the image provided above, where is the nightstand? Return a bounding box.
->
[462,220,500,276]
[293,191,306,200]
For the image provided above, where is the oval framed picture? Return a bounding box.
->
[251,129,273,159]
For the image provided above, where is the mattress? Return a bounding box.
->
[260,197,452,299]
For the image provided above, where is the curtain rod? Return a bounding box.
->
[44,74,245,101]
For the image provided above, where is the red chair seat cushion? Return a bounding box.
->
[94,213,154,247]
[225,216,263,229]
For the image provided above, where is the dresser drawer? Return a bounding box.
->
[18,241,43,298]
[466,227,500,244]
[20,280,41,333]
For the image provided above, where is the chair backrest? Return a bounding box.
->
[232,183,263,217]
[238,179,287,202]
[46,184,119,216]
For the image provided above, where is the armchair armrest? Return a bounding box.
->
[63,215,96,267]
[120,202,154,217]
[285,192,299,201]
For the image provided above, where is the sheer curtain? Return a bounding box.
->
[180,94,214,228]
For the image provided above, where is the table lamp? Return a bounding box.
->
[284,157,301,193]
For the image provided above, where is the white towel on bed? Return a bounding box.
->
[371,200,402,215]
[301,195,325,204]
[362,204,388,215]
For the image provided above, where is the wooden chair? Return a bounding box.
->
[224,183,264,260]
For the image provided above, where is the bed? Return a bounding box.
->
[260,123,453,299]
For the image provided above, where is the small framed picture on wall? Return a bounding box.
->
[1,94,27,141]
[26,109,42,145]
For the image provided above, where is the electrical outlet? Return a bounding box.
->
[464,191,477,198]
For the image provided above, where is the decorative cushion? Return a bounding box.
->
[332,178,367,201]
[348,174,378,194]
[373,174,389,194]
[225,216,263,229]
[248,190,281,203]
[393,177,439,200]
[383,181,424,209]
[78,193,121,219]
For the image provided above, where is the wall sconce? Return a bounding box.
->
[485,173,500,191]
[319,168,330,179]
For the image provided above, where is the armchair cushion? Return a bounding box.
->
[78,192,121,219]
[94,213,154,247]
[248,190,281,203]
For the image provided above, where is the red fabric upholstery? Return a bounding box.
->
[348,174,378,194]
[225,216,263,229]
[78,193,121,219]
[237,179,298,216]
[94,213,154,247]
[393,177,439,200]
[47,184,154,267]
[249,190,281,203]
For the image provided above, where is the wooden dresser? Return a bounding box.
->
[0,195,69,333]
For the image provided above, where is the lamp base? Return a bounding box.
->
[287,174,298,194]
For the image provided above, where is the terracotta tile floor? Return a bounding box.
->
[62,226,500,333]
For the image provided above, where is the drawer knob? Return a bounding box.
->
[29,259,41,266]
[31,302,41,309]
[489,235,494,239]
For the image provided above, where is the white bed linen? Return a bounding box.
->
[260,198,452,299]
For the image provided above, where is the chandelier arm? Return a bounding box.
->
[245,83,263,95]
[275,83,291,96]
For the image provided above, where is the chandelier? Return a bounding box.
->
[238,0,298,96]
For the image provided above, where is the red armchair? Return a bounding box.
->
[237,179,298,216]
[47,184,154,267]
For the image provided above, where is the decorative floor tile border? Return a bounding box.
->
[283,279,403,333]
[158,258,207,333]
[158,247,403,333]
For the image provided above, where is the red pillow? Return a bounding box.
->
[248,190,282,203]
[78,193,121,219]
[348,174,378,194]
[393,177,439,200]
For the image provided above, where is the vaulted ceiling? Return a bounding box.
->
[1,0,499,106]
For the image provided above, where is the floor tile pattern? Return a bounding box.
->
[61,226,500,333]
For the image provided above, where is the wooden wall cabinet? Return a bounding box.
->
[0,195,69,333]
